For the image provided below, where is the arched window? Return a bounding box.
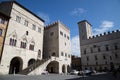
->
[0,29,2,36]
[20,37,27,49]
[38,50,41,58]
[29,44,34,50]
[20,41,26,49]
[29,40,35,51]
[9,38,17,46]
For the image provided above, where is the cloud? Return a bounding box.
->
[37,12,50,24]
[71,35,80,57]
[70,8,86,16]
[93,20,114,35]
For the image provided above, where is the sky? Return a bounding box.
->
[1,0,120,56]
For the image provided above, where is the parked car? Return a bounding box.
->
[78,70,96,76]
[84,70,92,75]
[70,70,79,75]
[41,70,48,75]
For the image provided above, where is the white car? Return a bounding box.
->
[41,70,48,75]
[70,70,79,75]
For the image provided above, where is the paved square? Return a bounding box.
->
[0,73,120,80]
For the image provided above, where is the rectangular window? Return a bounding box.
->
[0,29,2,36]
[86,56,89,61]
[114,45,118,50]
[24,20,29,26]
[60,31,63,36]
[65,53,67,57]
[68,54,70,58]
[103,55,106,59]
[64,34,66,38]
[61,52,64,56]
[16,16,21,23]
[95,55,98,60]
[115,53,118,58]
[38,27,41,33]
[96,62,98,65]
[67,36,69,40]
[90,48,93,53]
[110,56,112,60]
[105,45,109,51]
[0,17,5,24]
[32,24,36,30]
[98,47,101,52]
[84,49,86,54]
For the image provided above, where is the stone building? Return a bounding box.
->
[78,20,120,71]
[0,1,71,75]
[0,11,10,63]
[71,55,81,71]
[43,21,71,73]
[0,1,44,74]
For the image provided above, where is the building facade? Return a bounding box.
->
[0,1,71,75]
[0,1,44,74]
[0,12,10,63]
[71,55,81,71]
[78,20,120,71]
[43,21,71,73]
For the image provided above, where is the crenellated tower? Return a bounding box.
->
[78,20,92,42]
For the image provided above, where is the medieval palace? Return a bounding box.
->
[0,1,71,75]
[0,0,120,75]
[78,20,120,71]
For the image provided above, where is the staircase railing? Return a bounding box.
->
[18,58,49,75]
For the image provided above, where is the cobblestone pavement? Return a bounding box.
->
[0,73,120,80]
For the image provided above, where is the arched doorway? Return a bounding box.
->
[46,61,59,73]
[62,65,65,73]
[9,57,23,74]
[67,65,70,73]
[28,59,36,66]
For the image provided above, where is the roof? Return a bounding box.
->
[77,20,92,26]
[0,1,44,22]
[0,11,10,18]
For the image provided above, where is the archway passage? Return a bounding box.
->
[62,65,65,73]
[67,65,70,73]
[46,61,59,73]
[28,59,36,66]
[9,57,23,74]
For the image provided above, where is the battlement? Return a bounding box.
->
[44,20,59,29]
[45,20,70,32]
[89,29,120,39]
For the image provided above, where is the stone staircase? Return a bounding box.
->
[18,58,49,75]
